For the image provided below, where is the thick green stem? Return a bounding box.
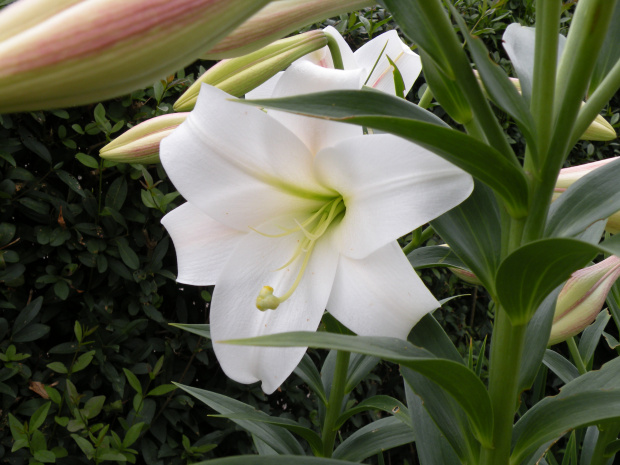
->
[590,421,620,465]
[480,310,528,465]
[567,336,588,375]
[480,217,526,465]
[325,33,344,71]
[528,0,561,172]
[417,85,434,109]
[321,350,350,457]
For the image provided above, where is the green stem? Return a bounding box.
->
[402,226,434,255]
[325,33,345,71]
[480,310,528,465]
[417,85,434,109]
[590,421,620,465]
[480,217,526,465]
[566,336,588,375]
[528,0,561,172]
[321,350,350,457]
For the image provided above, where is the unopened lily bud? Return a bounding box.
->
[553,158,620,233]
[0,0,83,42]
[175,30,327,112]
[100,113,188,164]
[204,0,375,59]
[448,267,483,286]
[0,0,272,113]
[548,256,620,346]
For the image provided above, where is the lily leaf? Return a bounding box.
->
[431,181,502,297]
[408,245,469,271]
[511,358,620,465]
[495,238,600,325]
[334,395,411,430]
[223,331,493,448]
[546,157,620,238]
[243,91,529,217]
[175,385,305,455]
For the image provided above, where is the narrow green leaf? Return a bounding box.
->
[244,91,529,217]
[105,177,128,211]
[146,384,177,397]
[122,422,144,448]
[215,412,323,455]
[452,8,536,151]
[72,350,95,373]
[496,238,600,325]
[578,309,611,365]
[512,358,620,464]
[223,332,493,448]
[408,313,463,363]
[332,417,414,461]
[408,245,469,271]
[432,181,502,296]
[518,287,563,393]
[405,384,463,465]
[175,384,305,455]
[546,158,620,238]
[344,353,380,394]
[293,354,328,406]
[170,323,210,339]
[193,457,360,465]
[81,395,105,419]
[12,296,43,335]
[334,395,411,430]
[589,1,620,94]
[47,361,68,374]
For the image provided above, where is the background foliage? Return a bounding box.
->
[0,1,618,463]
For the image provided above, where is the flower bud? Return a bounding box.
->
[448,267,483,286]
[203,0,375,59]
[548,256,620,346]
[99,113,188,164]
[0,0,272,113]
[174,30,327,112]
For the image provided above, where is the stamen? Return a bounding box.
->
[254,197,345,311]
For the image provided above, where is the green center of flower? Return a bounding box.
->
[255,196,346,311]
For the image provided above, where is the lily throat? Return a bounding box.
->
[255,196,346,311]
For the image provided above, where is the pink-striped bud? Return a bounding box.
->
[204,0,375,59]
[0,0,272,113]
[549,256,620,346]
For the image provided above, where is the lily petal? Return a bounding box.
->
[160,85,331,231]
[211,226,340,393]
[503,23,566,102]
[161,203,245,286]
[327,241,439,339]
[354,30,421,96]
[315,134,474,259]
[267,60,364,153]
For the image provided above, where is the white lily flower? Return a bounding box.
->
[247,26,422,99]
[161,68,473,393]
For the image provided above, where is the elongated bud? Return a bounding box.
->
[175,30,327,112]
[0,0,272,113]
[204,0,375,59]
[549,256,620,346]
[448,267,483,286]
[0,0,83,42]
[100,113,188,164]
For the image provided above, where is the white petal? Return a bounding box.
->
[502,23,566,101]
[160,84,331,231]
[210,225,340,394]
[327,241,439,339]
[354,30,422,96]
[268,60,364,153]
[315,134,474,259]
[161,203,244,286]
